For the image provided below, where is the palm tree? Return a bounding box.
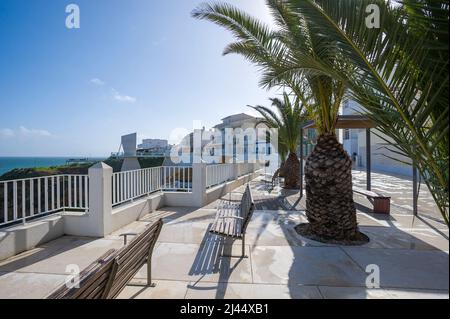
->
[193,0,367,242]
[249,92,306,189]
[288,0,449,225]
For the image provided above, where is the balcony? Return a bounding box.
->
[0,165,448,299]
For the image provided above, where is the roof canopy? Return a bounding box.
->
[301,115,376,130]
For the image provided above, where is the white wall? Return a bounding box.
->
[341,100,414,177]
[358,130,413,176]
[0,216,64,261]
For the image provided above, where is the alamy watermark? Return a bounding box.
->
[366,4,380,29]
[64,3,378,33]
[366,264,381,289]
[65,4,80,29]
[65,264,80,289]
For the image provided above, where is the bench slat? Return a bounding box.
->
[353,187,390,198]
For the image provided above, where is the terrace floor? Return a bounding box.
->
[0,172,448,299]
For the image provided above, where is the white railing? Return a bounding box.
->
[111,166,192,206]
[206,164,234,189]
[112,167,162,206]
[0,163,261,226]
[161,166,192,192]
[0,175,89,227]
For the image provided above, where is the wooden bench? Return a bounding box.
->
[354,187,391,214]
[47,219,163,299]
[209,184,255,258]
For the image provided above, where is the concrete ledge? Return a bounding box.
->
[164,192,196,207]
[111,192,165,231]
[0,215,65,261]
[206,170,261,205]
[63,212,101,238]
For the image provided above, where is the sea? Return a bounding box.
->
[0,157,106,176]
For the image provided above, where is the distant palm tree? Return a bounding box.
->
[193,0,366,241]
[249,92,306,189]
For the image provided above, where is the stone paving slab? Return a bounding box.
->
[143,207,218,224]
[0,237,122,275]
[156,222,212,245]
[106,221,152,241]
[356,212,448,231]
[317,286,449,299]
[250,246,368,287]
[137,242,253,284]
[250,210,308,225]
[359,226,449,251]
[342,247,449,290]
[0,271,66,299]
[383,288,449,299]
[185,282,323,299]
[117,280,189,299]
[117,282,449,299]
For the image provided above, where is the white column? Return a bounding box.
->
[192,161,207,207]
[88,162,113,236]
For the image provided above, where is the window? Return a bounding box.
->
[344,129,350,140]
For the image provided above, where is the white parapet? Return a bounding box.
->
[192,161,207,207]
[64,162,113,237]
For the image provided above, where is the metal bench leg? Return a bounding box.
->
[147,256,156,288]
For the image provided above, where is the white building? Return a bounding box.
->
[138,139,168,150]
[137,139,171,157]
[167,113,279,171]
[213,113,272,163]
[341,100,413,177]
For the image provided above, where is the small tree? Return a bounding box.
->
[249,92,306,189]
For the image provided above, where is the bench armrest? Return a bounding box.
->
[217,216,244,220]
[119,232,138,245]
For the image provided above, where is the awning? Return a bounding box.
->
[301,115,376,130]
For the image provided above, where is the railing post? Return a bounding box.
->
[88,162,113,236]
[192,161,207,207]
[234,163,240,180]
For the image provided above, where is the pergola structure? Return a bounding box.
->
[299,115,419,216]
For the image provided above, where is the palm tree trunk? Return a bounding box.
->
[303,133,363,242]
[283,152,300,189]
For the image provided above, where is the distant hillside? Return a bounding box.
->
[0,157,165,181]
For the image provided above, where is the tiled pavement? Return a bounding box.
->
[0,174,448,299]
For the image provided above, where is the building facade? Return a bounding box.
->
[167,113,279,172]
[341,100,413,177]
[137,139,171,157]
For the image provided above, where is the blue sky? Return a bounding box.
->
[0,0,276,157]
